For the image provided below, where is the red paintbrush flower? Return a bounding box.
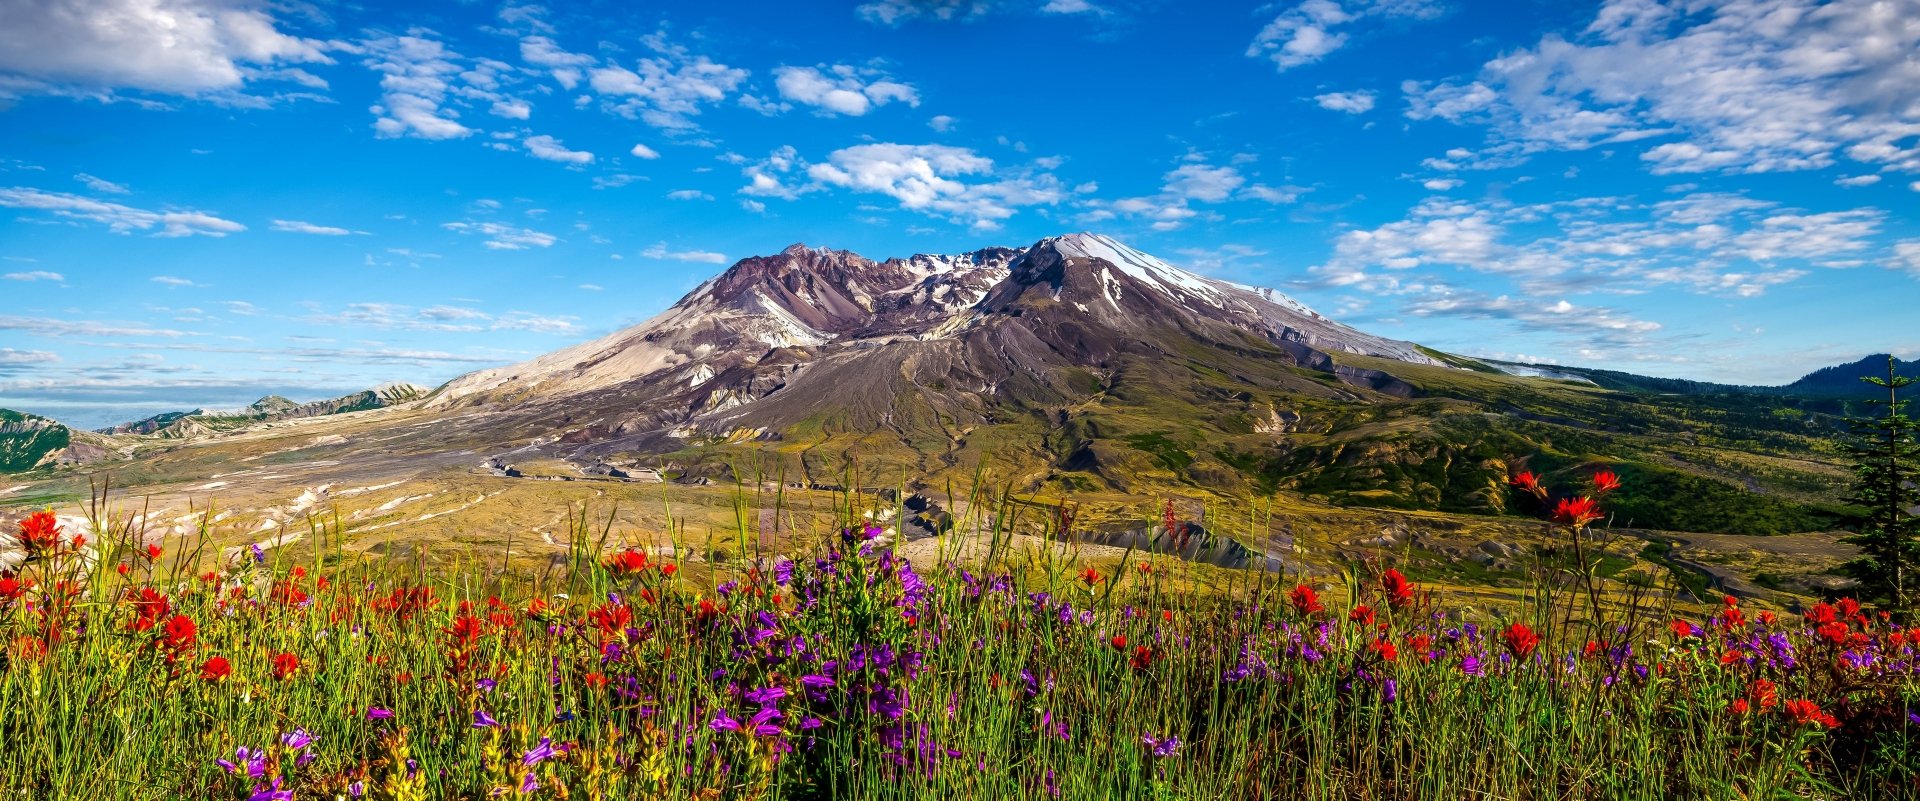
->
[1128,645,1154,671]
[1502,623,1540,660]
[145,544,163,561]
[160,614,196,650]
[1748,679,1778,709]
[1591,470,1622,494]
[127,587,171,632]
[19,511,60,553]
[1349,605,1376,627]
[1289,584,1324,616]
[1805,601,1838,625]
[446,614,486,647]
[0,576,21,603]
[1381,569,1416,609]
[1783,699,1839,728]
[1551,496,1603,528]
[1078,566,1101,587]
[271,652,301,680]
[1110,634,1128,650]
[1368,638,1399,663]
[1510,472,1547,501]
[199,655,231,682]
[606,548,649,575]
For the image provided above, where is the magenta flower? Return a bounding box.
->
[472,709,499,728]
[365,707,394,721]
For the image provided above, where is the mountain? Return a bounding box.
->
[99,383,431,438]
[1777,355,1916,398]
[0,409,127,472]
[429,233,1440,450]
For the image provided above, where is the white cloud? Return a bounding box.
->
[490,99,531,119]
[1248,0,1442,72]
[579,283,604,291]
[928,115,955,132]
[524,134,594,164]
[805,143,1064,230]
[271,219,355,235]
[493,312,579,334]
[3,271,63,282]
[0,349,58,367]
[0,315,190,338]
[586,31,748,131]
[442,221,557,250]
[519,35,594,89]
[1834,174,1882,187]
[364,34,479,140]
[74,173,129,194]
[1086,160,1304,230]
[1892,240,1920,276]
[150,276,197,287]
[1162,164,1244,202]
[1313,192,1892,299]
[1042,0,1099,12]
[0,0,331,97]
[642,242,728,264]
[773,65,920,116]
[0,186,244,237]
[1313,90,1375,113]
[630,143,661,159]
[666,189,714,201]
[1403,0,1920,178]
[856,0,1000,25]
[1422,178,1463,191]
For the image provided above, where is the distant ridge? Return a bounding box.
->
[1482,354,1916,400]
[98,383,431,437]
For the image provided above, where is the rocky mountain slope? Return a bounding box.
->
[0,409,127,472]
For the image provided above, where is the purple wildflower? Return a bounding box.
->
[472,709,499,728]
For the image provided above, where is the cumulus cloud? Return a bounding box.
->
[0,0,332,98]
[3,271,63,282]
[1312,192,1891,299]
[271,219,355,235]
[856,0,1001,25]
[666,189,713,201]
[1402,0,1920,178]
[519,35,594,89]
[0,187,244,237]
[524,134,593,164]
[629,143,661,159]
[586,31,748,131]
[642,242,728,264]
[805,143,1065,230]
[364,34,479,140]
[1313,90,1375,113]
[1248,0,1442,72]
[442,221,557,250]
[773,65,920,116]
[1086,160,1306,230]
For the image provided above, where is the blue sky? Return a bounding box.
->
[3,0,1918,429]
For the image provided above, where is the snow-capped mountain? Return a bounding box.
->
[438,234,1431,405]
[423,233,1442,457]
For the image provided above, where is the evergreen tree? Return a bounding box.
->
[1840,356,1920,613]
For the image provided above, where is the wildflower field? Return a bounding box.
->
[1,486,1917,801]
